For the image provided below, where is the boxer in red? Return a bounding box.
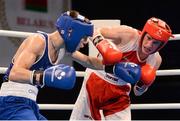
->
[70,17,173,120]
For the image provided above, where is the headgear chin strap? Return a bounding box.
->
[55,11,94,53]
[141,17,173,51]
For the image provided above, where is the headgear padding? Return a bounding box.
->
[141,17,173,50]
[56,11,94,53]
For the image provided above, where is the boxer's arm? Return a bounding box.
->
[88,26,139,65]
[71,51,103,70]
[99,25,139,45]
[9,34,45,84]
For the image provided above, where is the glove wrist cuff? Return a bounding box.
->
[93,34,104,46]
[32,70,43,86]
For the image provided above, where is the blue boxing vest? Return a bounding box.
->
[29,32,54,71]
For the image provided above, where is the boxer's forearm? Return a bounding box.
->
[72,51,103,70]
[9,67,32,84]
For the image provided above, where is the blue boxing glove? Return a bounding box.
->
[32,64,76,89]
[105,62,141,84]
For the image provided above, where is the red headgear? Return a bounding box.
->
[141,17,173,51]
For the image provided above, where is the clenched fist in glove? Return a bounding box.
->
[92,34,123,65]
[105,62,141,84]
[31,64,76,90]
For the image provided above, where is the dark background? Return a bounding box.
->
[1,0,180,120]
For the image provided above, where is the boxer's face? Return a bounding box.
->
[141,33,162,55]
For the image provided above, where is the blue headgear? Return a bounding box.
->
[56,11,94,53]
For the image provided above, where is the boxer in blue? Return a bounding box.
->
[0,10,95,120]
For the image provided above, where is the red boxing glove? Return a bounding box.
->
[93,35,122,65]
[133,64,156,96]
[140,64,156,86]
